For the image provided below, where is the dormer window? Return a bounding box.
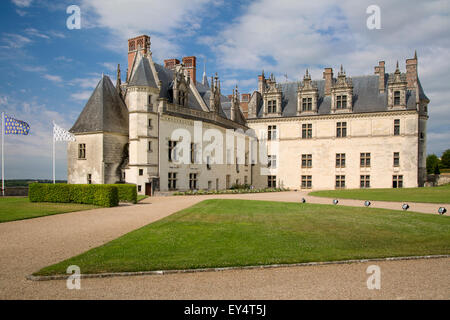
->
[268,100,277,113]
[394,91,400,106]
[336,95,347,109]
[302,98,312,111]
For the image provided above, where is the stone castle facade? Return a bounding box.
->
[68,35,429,195]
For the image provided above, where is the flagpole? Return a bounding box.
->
[52,122,55,184]
[2,112,4,196]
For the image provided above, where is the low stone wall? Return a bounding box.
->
[4,187,28,196]
[426,173,450,187]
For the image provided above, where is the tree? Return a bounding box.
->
[426,154,440,174]
[441,149,450,169]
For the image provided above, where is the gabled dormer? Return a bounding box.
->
[331,65,353,113]
[297,69,318,115]
[263,73,282,117]
[387,61,407,109]
[172,69,190,107]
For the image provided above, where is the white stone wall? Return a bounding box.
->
[248,111,422,190]
[67,133,104,184]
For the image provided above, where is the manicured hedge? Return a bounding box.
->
[111,184,137,204]
[29,183,119,207]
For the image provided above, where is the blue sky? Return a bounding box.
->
[0,0,449,179]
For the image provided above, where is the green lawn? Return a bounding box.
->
[0,197,99,223]
[35,199,450,276]
[137,195,149,202]
[309,184,450,204]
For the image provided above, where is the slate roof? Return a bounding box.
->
[128,57,157,87]
[70,75,129,134]
[255,74,424,118]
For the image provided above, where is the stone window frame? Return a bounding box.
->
[393,152,400,167]
[168,140,177,162]
[267,100,277,113]
[394,119,400,136]
[87,173,92,184]
[268,125,277,140]
[78,143,86,159]
[394,91,401,106]
[301,175,312,189]
[393,175,403,188]
[302,123,312,139]
[189,173,198,190]
[335,175,346,189]
[336,153,346,168]
[360,152,371,168]
[360,175,370,188]
[267,175,276,188]
[301,154,312,168]
[336,95,347,109]
[267,155,277,169]
[302,97,312,111]
[336,122,347,138]
[139,169,144,176]
[168,172,177,190]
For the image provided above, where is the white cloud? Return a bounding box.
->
[1,33,32,49]
[11,0,32,8]
[43,74,63,83]
[204,0,450,155]
[70,91,92,101]
[25,28,50,39]
[79,0,216,60]
[99,62,117,72]
[21,65,47,72]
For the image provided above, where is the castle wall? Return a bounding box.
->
[248,111,421,190]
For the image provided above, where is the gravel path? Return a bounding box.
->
[0,191,448,299]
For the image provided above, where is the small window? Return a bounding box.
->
[138,185,142,192]
[394,91,400,106]
[148,141,152,152]
[393,152,400,167]
[360,175,370,188]
[394,119,400,136]
[168,172,177,190]
[87,174,92,184]
[301,154,312,168]
[78,143,86,159]
[336,153,346,168]
[148,118,152,128]
[268,125,277,140]
[268,100,277,113]
[302,124,312,139]
[360,153,371,167]
[139,169,143,176]
[190,143,195,164]
[206,156,211,170]
[393,175,403,188]
[336,175,346,188]
[302,97,312,111]
[268,175,276,188]
[301,175,312,189]
[189,173,198,190]
[336,122,347,138]
[336,95,347,109]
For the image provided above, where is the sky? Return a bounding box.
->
[0,0,449,179]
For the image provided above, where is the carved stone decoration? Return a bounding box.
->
[387,61,407,110]
[263,73,282,117]
[297,69,319,115]
[331,65,353,113]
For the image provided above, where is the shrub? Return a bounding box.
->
[111,184,137,204]
[29,183,119,207]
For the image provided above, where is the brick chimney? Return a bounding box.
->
[406,51,418,89]
[182,56,197,84]
[374,61,385,93]
[323,67,333,96]
[240,93,251,119]
[257,71,265,94]
[164,58,180,70]
[127,35,150,81]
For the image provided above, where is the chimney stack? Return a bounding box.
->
[406,51,418,89]
[182,56,197,84]
[323,67,333,96]
[258,70,265,94]
[164,58,180,70]
[374,61,385,93]
[127,35,150,81]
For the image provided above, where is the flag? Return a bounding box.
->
[4,114,30,135]
[53,122,76,142]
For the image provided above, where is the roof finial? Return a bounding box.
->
[396,60,399,70]
[414,50,417,60]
